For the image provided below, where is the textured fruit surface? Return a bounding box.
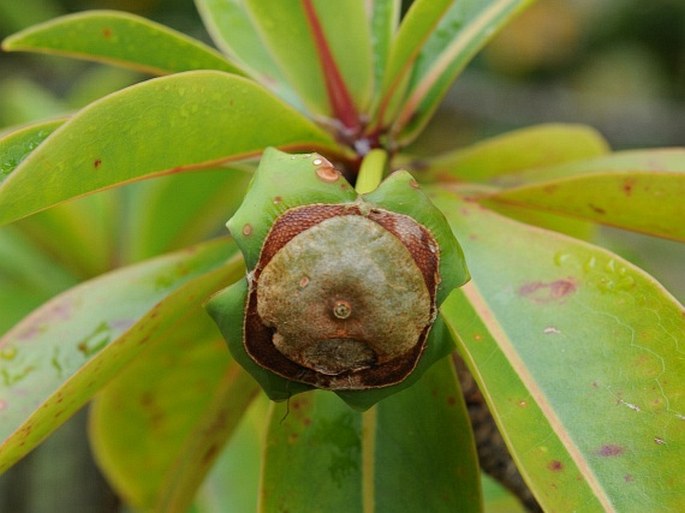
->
[247,204,439,389]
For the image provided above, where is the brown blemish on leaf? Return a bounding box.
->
[201,444,220,465]
[102,28,112,38]
[446,396,456,406]
[596,444,624,457]
[548,460,564,472]
[624,474,634,483]
[315,164,340,183]
[242,223,253,236]
[409,179,420,189]
[622,178,636,196]
[93,159,102,169]
[654,437,666,445]
[588,203,606,215]
[273,196,283,205]
[518,278,577,303]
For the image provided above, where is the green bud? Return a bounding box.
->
[206,148,469,410]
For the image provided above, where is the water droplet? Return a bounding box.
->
[605,259,617,273]
[584,256,597,272]
[654,437,666,445]
[554,251,573,267]
[518,400,527,408]
[312,158,323,166]
[0,346,17,361]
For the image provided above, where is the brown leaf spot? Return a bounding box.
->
[596,444,624,457]
[588,203,606,215]
[201,444,219,465]
[446,396,457,406]
[518,278,577,303]
[102,28,112,38]
[622,178,636,196]
[273,196,283,205]
[242,223,253,236]
[93,159,102,169]
[315,165,340,182]
[548,460,564,472]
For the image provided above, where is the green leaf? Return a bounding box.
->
[435,189,685,512]
[369,0,400,95]
[193,0,302,108]
[90,313,258,513]
[0,70,341,226]
[485,150,685,241]
[89,315,230,509]
[421,123,610,182]
[0,226,76,333]
[15,189,120,278]
[0,118,65,183]
[260,357,481,513]
[122,167,252,262]
[193,396,269,513]
[373,0,452,126]
[154,365,259,513]
[481,474,527,513]
[393,0,535,143]
[0,238,240,473]
[244,0,374,120]
[2,10,242,76]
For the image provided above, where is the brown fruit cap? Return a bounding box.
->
[244,203,440,390]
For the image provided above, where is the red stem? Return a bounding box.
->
[302,0,361,133]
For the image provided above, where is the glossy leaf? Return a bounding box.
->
[0,70,341,226]
[155,365,258,513]
[420,123,610,182]
[193,0,301,108]
[369,0,400,94]
[245,0,374,121]
[2,10,242,75]
[0,226,76,333]
[485,150,685,241]
[0,239,240,473]
[15,190,120,278]
[122,167,252,262]
[373,0,453,128]
[435,189,685,512]
[89,314,230,509]
[0,118,64,183]
[394,0,535,143]
[90,312,257,513]
[260,357,481,513]
[193,396,269,513]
